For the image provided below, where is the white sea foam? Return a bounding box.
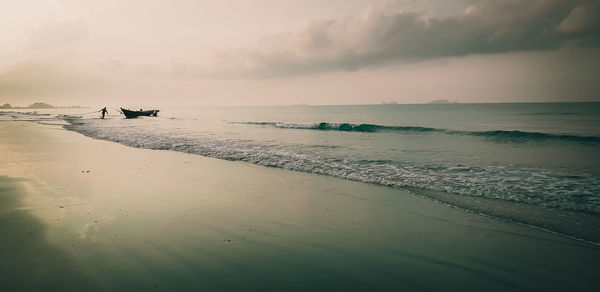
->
[4,106,600,242]
[55,114,600,215]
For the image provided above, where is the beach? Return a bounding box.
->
[3,0,600,290]
[1,120,599,291]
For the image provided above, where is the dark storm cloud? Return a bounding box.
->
[186,0,600,78]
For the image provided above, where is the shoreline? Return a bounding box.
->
[59,112,600,245]
[405,186,600,246]
[1,120,600,291]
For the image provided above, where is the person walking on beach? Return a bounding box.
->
[100,107,108,119]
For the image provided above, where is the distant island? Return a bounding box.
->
[0,102,84,109]
[381,101,398,105]
[427,99,460,104]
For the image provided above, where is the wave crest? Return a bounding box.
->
[234,121,600,143]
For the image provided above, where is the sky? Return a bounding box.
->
[1,0,599,106]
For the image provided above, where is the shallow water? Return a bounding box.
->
[2,102,600,241]
[1,123,599,291]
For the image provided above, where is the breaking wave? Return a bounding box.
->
[234,122,600,143]
[56,116,600,215]
[4,110,600,243]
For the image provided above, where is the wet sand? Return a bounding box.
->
[1,121,599,291]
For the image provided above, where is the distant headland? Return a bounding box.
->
[0,102,84,109]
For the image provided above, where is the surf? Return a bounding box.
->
[234,121,600,143]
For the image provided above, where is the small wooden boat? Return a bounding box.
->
[121,108,160,119]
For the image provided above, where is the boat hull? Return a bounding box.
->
[121,108,159,119]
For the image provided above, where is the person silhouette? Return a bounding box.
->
[100,107,108,119]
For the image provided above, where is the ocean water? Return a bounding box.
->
[2,102,600,241]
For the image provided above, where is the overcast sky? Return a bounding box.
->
[1,0,599,106]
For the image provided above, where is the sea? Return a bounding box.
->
[2,102,600,243]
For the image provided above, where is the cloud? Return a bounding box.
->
[555,5,600,34]
[185,0,600,78]
[99,58,124,72]
[26,19,88,54]
[0,59,90,95]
